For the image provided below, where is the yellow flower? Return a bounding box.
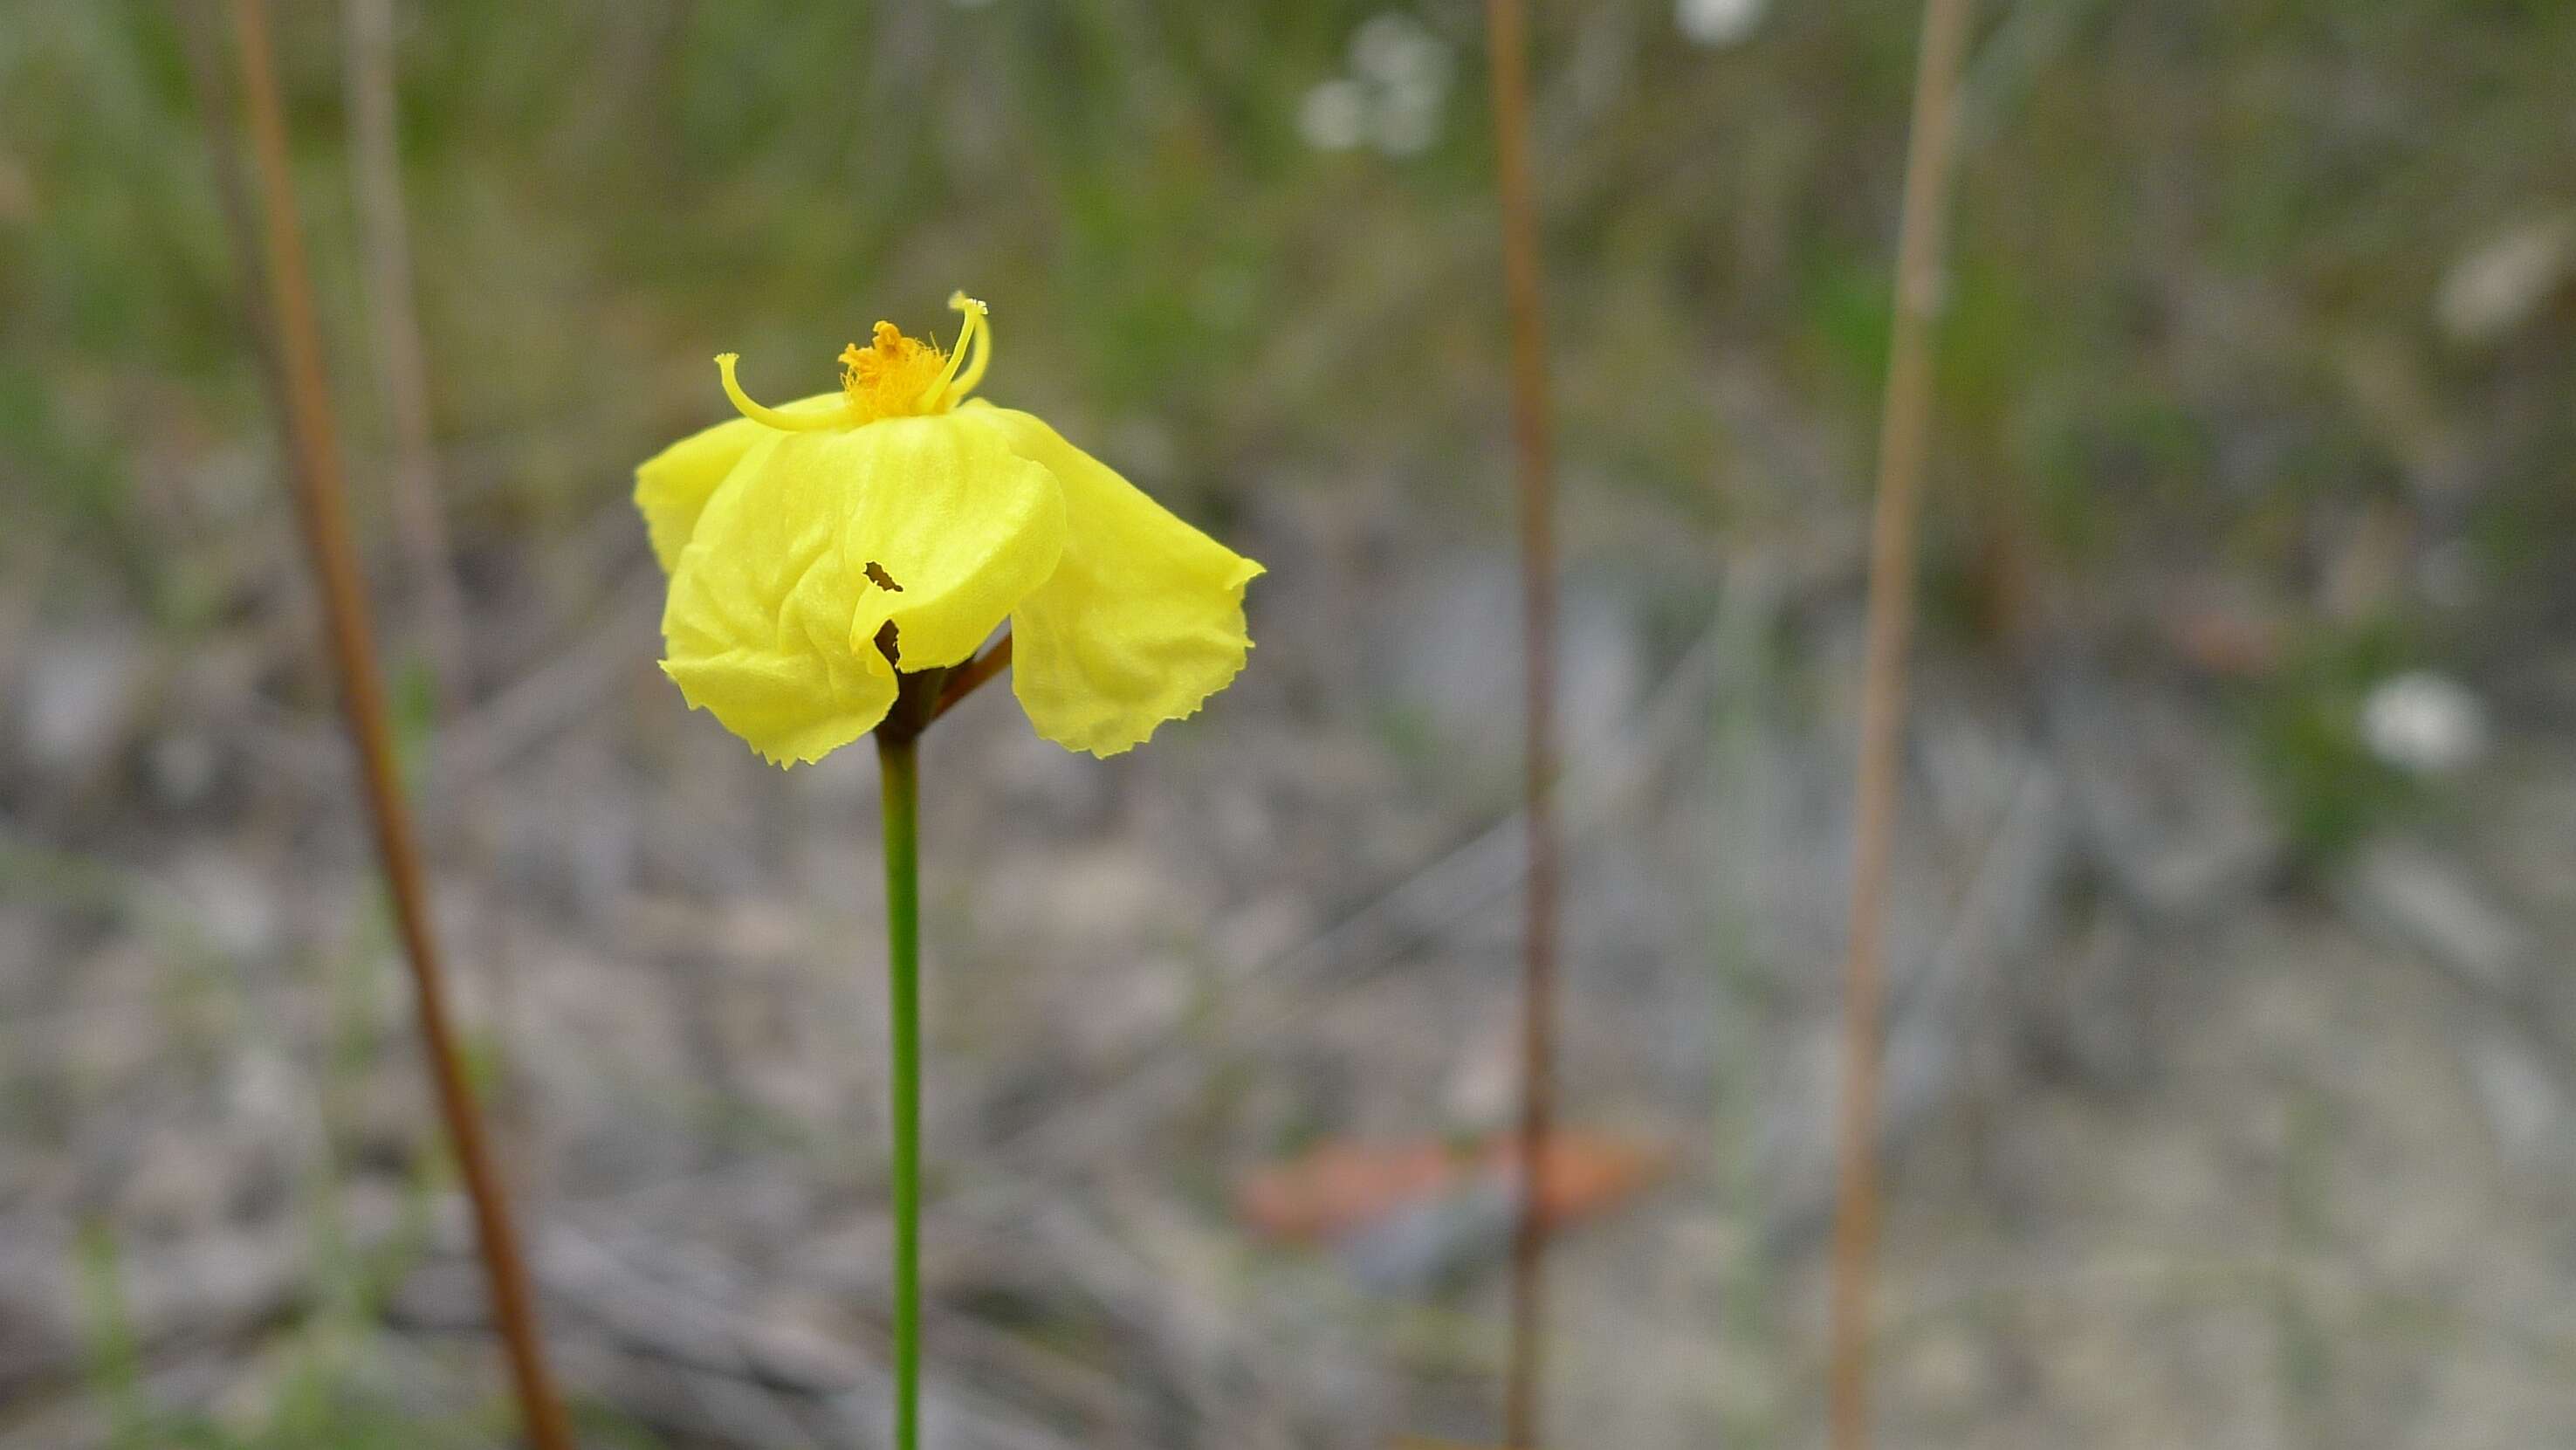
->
[635,293,1262,765]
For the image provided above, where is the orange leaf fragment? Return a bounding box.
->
[1236,1132,1668,1246]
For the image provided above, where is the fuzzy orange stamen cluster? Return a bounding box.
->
[838,322,951,421]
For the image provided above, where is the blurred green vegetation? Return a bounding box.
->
[2243,619,2423,859]
[1,0,2565,546]
[6,0,2573,623]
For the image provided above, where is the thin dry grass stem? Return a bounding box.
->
[1827,0,1978,1447]
[343,0,471,711]
[931,633,1013,721]
[217,3,574,1446]
[172,3,289,462]
[1480,0,1563,1445]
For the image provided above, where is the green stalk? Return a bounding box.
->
[876,732,923,1450]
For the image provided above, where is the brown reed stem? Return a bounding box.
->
[1827,0,1976,1447]
[343,0,472,712]
[1481,0,1562,1444]
[217,3,575,1445]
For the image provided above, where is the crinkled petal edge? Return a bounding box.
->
[1025,556,1267,759]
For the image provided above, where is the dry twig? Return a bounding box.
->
[1480,0,1563,1441]
[1827,0,1979,1447]
[212,3,574,1445]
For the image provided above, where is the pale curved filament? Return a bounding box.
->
[925,293,992,409]
[717,353,862,431]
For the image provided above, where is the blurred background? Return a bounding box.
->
[5,0,2576,1446]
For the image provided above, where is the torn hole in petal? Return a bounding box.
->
[862,564,909,663]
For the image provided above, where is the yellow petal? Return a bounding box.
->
[828,411,1067,669]
[634,392,841,574]
[972,403,1263,757]
[657,436,896,766]
[657,413,1066,765]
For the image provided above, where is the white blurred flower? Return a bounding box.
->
[1302,13,1453,158]
[1352,13,1453,95]
[1298,78,1370,152]
[1677,0,1767,46]
[2435,215,2576,346]
[2361,670,2488,775]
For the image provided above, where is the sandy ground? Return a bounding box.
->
[4,474,2574,1449]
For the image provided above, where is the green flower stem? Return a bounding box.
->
[876,732,922,1450]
